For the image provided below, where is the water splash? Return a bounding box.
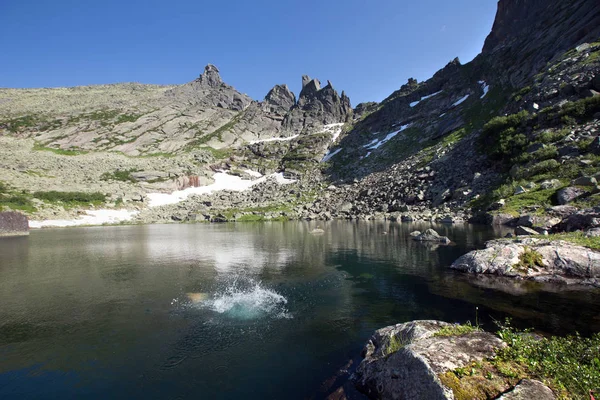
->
[196,279,291,320]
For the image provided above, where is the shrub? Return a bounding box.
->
[513,159,559,179]
[496,321,600,399]
[33,191,106,204]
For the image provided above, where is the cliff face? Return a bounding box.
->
[481,0,600,86]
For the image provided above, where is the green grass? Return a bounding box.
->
[33,191,106,206]
[33,142,88,156]
[440,321,600,400]
[516,247,544,271]
[0,182,36,213]
[384,334,408,356]
[434,322,480,337]
[100,169,139,182]
[495,321,600,399]
[539,231,600,250]
[0,115,39,133]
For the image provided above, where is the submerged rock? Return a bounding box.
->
[0,211,29,237]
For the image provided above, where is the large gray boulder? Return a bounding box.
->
[556,187,585,205]
[451,238,600,284]
[0,211,29,237]
[353,320,505,400]
[497,379,556,399]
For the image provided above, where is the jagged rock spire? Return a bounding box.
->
[196,64,223,87]
[263,84,296,115]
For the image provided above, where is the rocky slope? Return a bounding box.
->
[1,0,599,227]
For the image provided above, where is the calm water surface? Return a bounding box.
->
[1,221,599,399]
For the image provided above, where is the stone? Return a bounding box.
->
[514,186,527,195]
[515,226,539,236]
[488,199,505,211]
[354,320,505,400]
[572,176,597,186]
[497,379,556,399]
[540,179,561,190]
[552,209,600,232]
[412,229,451,244]
[451,238,600,282]
[589,136,600,155]
[409,230,422,237]
[556,187,585,205]
[0,211,29,237]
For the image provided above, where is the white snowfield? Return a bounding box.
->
[146,172,296,207]
[323,123,344,143]
[321,147,343,162]
[29,209,139,228]
[29,172,297,228]
[452,94,470,107]
[365,124,412,150]
[249,135,299,144]
[410,91,442,108]
[479,81,490,99]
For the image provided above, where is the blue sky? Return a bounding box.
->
[0,0,498,104]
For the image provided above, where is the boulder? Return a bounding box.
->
[540,179,561,190]
[551,209,600,232]
[515,226,539,236]
[353,320,505,400]
[0,211,29,237]
[412,229,451,244]
[572,176,597,186]
[451,238,600,283]
[497,379,556,400]
[556,187,585,205]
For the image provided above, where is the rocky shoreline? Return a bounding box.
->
[351,320,560,400]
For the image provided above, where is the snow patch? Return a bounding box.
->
[29,209,139,228]
[363,139,379,148]
[452,94,470,107]
[365,124,411,150]
[321,148,343,162]
[147,172,295,207]
[323,123,344,143]
[410,91,442,108]
[249,135,299,144]
[244,169,263,178]
[479,81,490,99]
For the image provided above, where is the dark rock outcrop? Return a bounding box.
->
[262,84,296,116]
[283,75,352,133]
[0,211,29,237]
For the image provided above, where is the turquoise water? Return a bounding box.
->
[0,222,599,399]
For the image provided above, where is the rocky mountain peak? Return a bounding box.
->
[263,84,296,115]
[283,75,352,133]
[196,64,223,87]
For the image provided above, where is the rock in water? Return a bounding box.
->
[0,211,29,237]
[451,238,600,285]
[412,228,451,244]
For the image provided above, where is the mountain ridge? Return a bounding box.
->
[1,0,599,227]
